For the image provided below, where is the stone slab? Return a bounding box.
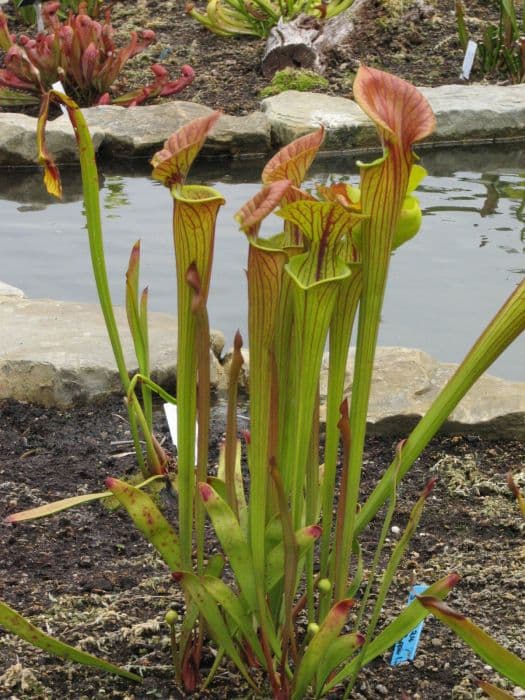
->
[2,84,525,164]
[0,296,224,407]
[0,103,271,165]
[0,112,105,166]
[221,347,525,440]
[261,84,525,151]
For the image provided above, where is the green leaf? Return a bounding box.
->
[323,574,460,693]
[105,477,181,571]
[198,483,257,611]
[316,632,365,693]
[265,524,322,592]
[175,572,257,689]
[292,599,355,700]
[200,575,266,665]
[0,601,141,682]
[418,597,525,688]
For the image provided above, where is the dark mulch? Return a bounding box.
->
[0,396,523,698]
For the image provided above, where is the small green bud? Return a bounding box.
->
[317,578,332,594]
[165,609,178,626]
[307,622,320,637]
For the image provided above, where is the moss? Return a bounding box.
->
[259,68,329,98]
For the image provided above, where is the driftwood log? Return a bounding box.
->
[261,0,368,78]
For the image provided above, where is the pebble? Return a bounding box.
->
[431,637,443,647]
[375,684,388,695]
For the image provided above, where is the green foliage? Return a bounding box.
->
[187,0,354,38]
[259,67,330,97]
[456,0,525,83]
[0,1,195,107]
[1,69,525,698]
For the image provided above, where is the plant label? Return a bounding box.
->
[390,584,428,665]
[51,81,68,115]
[460,40,477,80]
[163,403,198,460]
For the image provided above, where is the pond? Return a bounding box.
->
[0,143,524,380]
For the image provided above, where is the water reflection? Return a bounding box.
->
[0,143,523,379]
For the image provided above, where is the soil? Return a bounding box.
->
[0,0,516,116]
[0,396,524,699]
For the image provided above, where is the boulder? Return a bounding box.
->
[0,296,224,406]
[0,112,105,165]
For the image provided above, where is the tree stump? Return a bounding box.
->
[261,0,368,78]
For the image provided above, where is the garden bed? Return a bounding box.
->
[0,397,523,698]
[0,0,509,116]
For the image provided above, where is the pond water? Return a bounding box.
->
[0,144,524,380]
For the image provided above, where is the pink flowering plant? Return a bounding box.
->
[0,0,194,107]
[1,68,524,697]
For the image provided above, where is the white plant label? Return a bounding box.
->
[51,81,68,114]
[460,40,477,80]
[163,403,198,461]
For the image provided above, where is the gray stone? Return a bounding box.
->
[420,83,525,144]
[223,346,524,439]
[0,102,270,165]
[204,111,271,157]
[82,102,213,157]
[261,91,375,150]
[0,112,105,166]
[319,347,525,439]
[261,84,525,151]
[210,330,226,359]
[82,102,271,158]
[0,297,522,436]
[0,297,224,406]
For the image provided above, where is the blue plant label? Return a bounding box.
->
[390,584,428,666]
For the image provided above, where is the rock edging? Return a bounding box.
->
[0,290,523,439]
[2,84,525,164]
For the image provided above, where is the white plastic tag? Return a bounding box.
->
[460,40,477,80]
[51,81,68,114]
[163,403,198,461]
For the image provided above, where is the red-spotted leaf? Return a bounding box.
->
[262,128,325,186]
[317,632,365,690]
[265,524,322,591]
[151,111,221,187]
[106,477,181,571]
[175,572,257,690]
[199,575,265,665]
[418,596,525,688]
[0,601,141,682]
[5,474,165,523]
[198,482,257,611]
